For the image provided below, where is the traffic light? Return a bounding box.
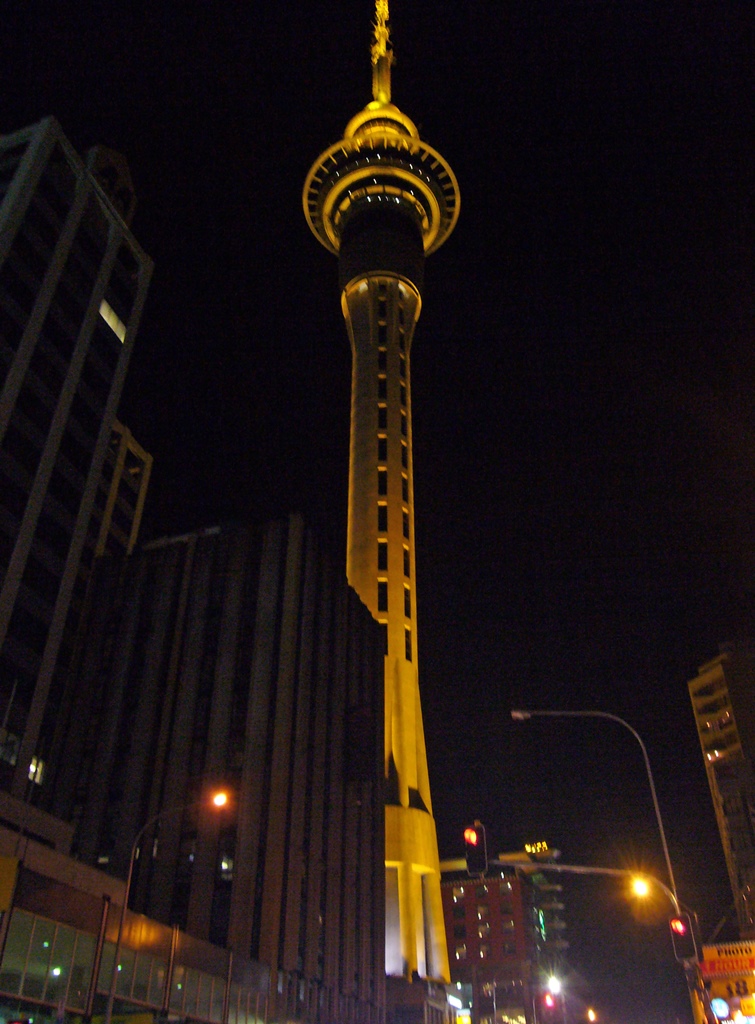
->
[669,912,698,962]
[542,992,557,1013]
[464,822,488,875]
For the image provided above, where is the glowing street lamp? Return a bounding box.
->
[510,708,678,906]
[103,789,230,1024]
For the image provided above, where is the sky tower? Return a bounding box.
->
[304,2,459,983]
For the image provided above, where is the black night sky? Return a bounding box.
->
[4,3,755,1022]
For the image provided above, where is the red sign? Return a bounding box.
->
[701,957,755,977]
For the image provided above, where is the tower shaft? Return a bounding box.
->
[342,268,447,981]
[303,1,459,985]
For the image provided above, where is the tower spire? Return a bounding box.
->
[371,0,393,104]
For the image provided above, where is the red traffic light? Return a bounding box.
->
[543,994,556,1010]
[464,827,480,846]
[669,912,697,961]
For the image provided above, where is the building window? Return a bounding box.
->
[453,884,465,901]
[402,475,408,501]
[378,376,387,399]
[378,504,387,532]
[403,547,410,577]
[455,944,467,961]
[479,944,490,959]
[500,880,513,893]
[398,305,405,326]
[401,442,407,468]
[478,922,490,938]
[399,354,406,379]
[477,904,489,920]
[405,627,412,661]
[378,436,387,462]
[378,347,387,370]
[399,329,405,352]
[453,924,466,939]
[378,581,388,612]
[378,468,387,495]
[400,383,406,406]
[28,756,45,785]
[503,941,517,956]
[501,915,515,931]
[404,587,411,618]
[402,510,409,538]
[378,404,387,429]
[378,323,387,347]
[378,541,388,571]
[379,291,387,319]
[476,884,488,897]
[453,905,465,919]
[401,411,407,436]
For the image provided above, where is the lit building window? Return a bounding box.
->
[479,944,490,959]
[455,944,467,961]
[99,299,126,342]
[452,885,465,901]
[28,756,45,785]
[477,904,489,920]
[478,922,490,938]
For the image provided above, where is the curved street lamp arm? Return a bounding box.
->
[510,708,679,905]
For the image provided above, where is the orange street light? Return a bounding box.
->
[104,789,230,1024]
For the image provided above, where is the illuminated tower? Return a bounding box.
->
[304,2,459,982]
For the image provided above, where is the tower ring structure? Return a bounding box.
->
[303,101,460,258]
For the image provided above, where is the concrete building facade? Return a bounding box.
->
[0,116,152,802]
[689,645,755,937]
[46,516,387,1024]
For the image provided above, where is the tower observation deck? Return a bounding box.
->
[304,1,458,984]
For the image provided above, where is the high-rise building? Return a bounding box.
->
[46,516,386,1024]
[689,645,755,937]
[303,1,459,985]
[0,117,153,801]
[440,849,569,1024]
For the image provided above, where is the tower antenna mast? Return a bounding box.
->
[372,0,393,103]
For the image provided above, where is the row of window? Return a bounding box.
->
[376,503,410,540]
[0,905,265,1023]
[452,880,513,901]
[454,942,518,961]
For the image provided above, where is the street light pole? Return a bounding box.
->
[103,791,228,1024]
[510,708,678,906]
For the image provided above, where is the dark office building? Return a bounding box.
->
[0,116,153,802]
[46,516,386,1024]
